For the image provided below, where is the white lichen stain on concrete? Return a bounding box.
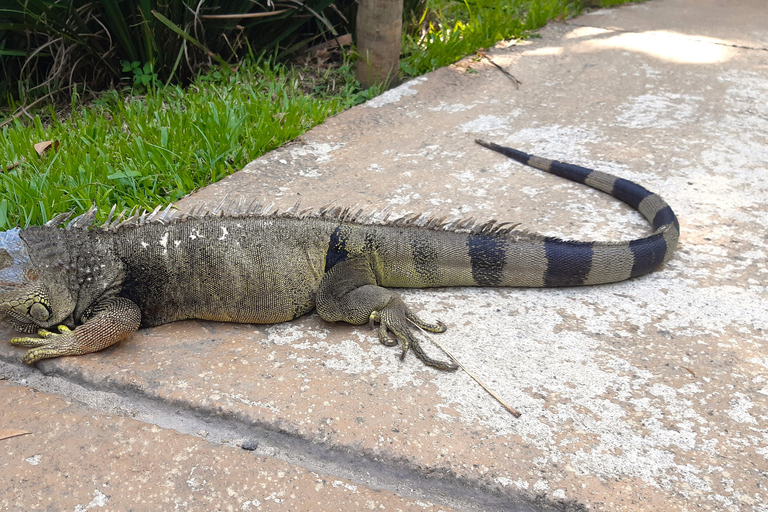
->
[220,392,281,414]
[718,69,768,116]
[365,77,428,108]
[25,454,41,466]
[520,186,543,198]
[552,197,646,241]
[387,184,420,205]
[533,479,550,492]
[286,142,345,164]
[323,338,378,375]
[459,114,516,134]
[74,489,110,511]
[552,489,567,499]
[748,357,768,370]
[331,480,358,492]
[650,283,768,336]
[392,145,465,164]
[450,170,476,183]
[639,62,662,80]
[615,93,704,129]
[264,323,329,347]
[495,477,529,490]
[726,394,757,424]
[297,168,322,178]
[428,102,475,113]
[427,196,453,207]
[497,125,603,162]
[265,321,427,389]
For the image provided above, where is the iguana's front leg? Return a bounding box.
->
[316,257,457,371]
[10,297,141,364]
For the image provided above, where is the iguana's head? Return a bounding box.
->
[0,228,76,332]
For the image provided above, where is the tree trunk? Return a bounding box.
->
[356,0,403,89]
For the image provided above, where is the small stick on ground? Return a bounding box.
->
[0,94,53,129]
[477,50,522,89]
[413,323,522,418]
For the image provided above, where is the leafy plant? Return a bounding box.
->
[0,0,356,105]
[121,61,160,92]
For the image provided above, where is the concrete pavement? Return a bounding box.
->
[2,0,767,510]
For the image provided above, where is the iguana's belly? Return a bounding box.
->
[114,218,328,327]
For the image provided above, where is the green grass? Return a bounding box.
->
[402,0,574,75]
[401,0,638,75]
[0,59,379,229]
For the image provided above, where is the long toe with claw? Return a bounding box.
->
[10,325,79,364]
[373,297,458,371]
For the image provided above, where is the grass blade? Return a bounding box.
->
[151,10,232,71]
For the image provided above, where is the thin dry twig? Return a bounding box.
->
[477,50,522,89]
[0,94,55,129]
[412,323,522,418]
[0,429,31,441]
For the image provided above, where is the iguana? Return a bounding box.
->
[0,140,679,370]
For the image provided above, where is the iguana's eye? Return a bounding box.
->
[28,302,50,322]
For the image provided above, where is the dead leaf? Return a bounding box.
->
[34,140,60,156]
[0,429,31,441]
[4,162,19,173]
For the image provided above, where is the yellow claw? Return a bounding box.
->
[10,325,71,347]
[22,347,58,365]
[368,310,380,330]
[10,336,49,348]
[9,325,77,364]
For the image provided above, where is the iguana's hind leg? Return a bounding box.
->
[10,298,141,364]
[316,257,457,371]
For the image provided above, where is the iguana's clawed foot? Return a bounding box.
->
[10,325,78,364]
[369,297,457,371]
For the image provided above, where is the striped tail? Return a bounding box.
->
[476,140,679,286]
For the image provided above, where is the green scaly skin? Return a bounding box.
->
[0,141,679,370]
